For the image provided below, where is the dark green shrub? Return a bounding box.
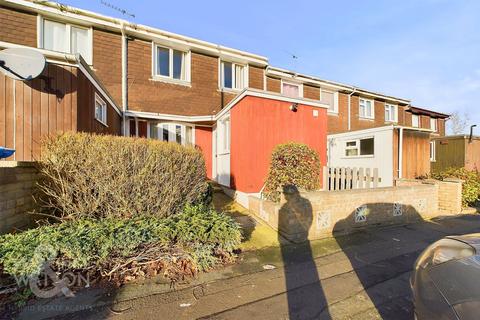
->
[0,205,241,279]
[37,132,210,220]
[263,142,321,202]
[432,167,480,207]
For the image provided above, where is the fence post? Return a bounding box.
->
[358,168,364,189]
[365,168,371,188]
[323,166,328,191]
[346,167,352,190]
[373,168,379,188]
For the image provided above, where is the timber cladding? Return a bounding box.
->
[0,63,121,162]
[0,5,37,47]
[401,130,431,178]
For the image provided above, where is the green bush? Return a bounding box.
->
[263,143,321,202]
[0,205,241,279]
[37,132,210,220]
[432,167,480,207]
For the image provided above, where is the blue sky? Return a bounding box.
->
[63,0,479,132]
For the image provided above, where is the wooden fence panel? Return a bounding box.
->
[323,166,381,191]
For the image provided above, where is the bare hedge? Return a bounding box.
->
[37,132,210,220]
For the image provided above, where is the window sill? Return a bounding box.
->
[342,154,375,159]
[327,111,339,116]
[150,76,191,87]
[359,117,375,121]
[218,88,243,94]
[384,120,398,124]
[95,118,108,127]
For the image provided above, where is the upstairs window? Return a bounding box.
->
[359,98,374,119]
[221,61,246,90]
[345,137,375,157]
[321,89,339,114]
[154,45,188,81]
[430,118,437,131]
[42,19,92,64]
[412,114,420,128]
[282,81,302,98]
[385,104,397,122]
[94,93,107,125]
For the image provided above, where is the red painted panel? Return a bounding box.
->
[230,96,327,193]
[195,126,213,179]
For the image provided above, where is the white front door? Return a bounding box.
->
[216,115,231,187]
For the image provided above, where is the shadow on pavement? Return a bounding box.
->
[278,185,331,320]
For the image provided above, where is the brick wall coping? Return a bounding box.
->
[0,161,36,168]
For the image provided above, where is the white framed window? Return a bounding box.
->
[345,137,374,157]
[148,122,194,145]
[321,89,339,114]
[412,114,420,128]
[281,80,303,98]
[359,98,374,119]
[385,103,397,122]
[430,141,436,161]
[430,118,437,132]
[40,18,93,64]
[153,44,190,83]
[220,61,246,90]
[94,93,107,125]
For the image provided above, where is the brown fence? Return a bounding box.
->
[323,166,381,191]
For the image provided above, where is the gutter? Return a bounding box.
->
[6,0,268,66]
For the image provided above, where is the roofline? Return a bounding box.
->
[0,40,123,116]
[124,110,214,122]
[408,106,450,119]
[393,125,434,133]
[267,66,411,104]
[125,89,329,121]
[214,88,330,120]
[2,0,269,66]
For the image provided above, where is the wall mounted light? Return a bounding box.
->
[289,103,298,112]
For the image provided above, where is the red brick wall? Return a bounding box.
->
[266,76,281,93]
[437,118,446,136]
[0,5,37,47]
[328,93,417,134]
[127,38,236,116]
[248,65,264,90]
[304,84,320,100]
[92,29,123,106]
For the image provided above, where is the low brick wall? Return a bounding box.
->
[249,180,462,242]
[396,178,463,214]
[437,179,463,214]
[0,161,39,234]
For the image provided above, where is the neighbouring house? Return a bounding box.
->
[0,0,449,204]
[431,135,480,172]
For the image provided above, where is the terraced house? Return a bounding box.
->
[0,0,449,202]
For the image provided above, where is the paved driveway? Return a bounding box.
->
[22,214,480,320]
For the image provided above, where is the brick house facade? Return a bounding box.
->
[0,0,450,193]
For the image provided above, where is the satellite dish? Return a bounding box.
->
[0,48,46,81]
